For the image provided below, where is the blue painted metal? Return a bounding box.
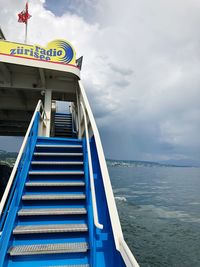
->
[0,112,39,267]
[89,136,126,267]
[0,112,127,267]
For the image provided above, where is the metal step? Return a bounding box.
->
[55,123,72,126]
[55,118,72,120]
[13,224,88,234]
[46,265,90,267]
[54,133,73,136]
[55,130,72,133]
[54,113,72,117]
[55,115,71,118]
[55,128,72,131]
[55,122,72,125]
[22,194,86,200]
[34,152,83,156]
[55,124,72,126]
[29,171,84,176]
[8,242,89,256]
[18,208,87,216]
[31,161,83,165]
[36,145,81,148]
[26,181,85,187]
[55,120,72,123]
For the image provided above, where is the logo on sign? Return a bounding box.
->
[0,39,76,65]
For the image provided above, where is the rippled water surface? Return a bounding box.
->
[108,166,200,267]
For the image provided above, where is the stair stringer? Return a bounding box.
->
[0,119,38,267]
[90,137,126,267]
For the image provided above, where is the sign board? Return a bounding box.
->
[0,39,76,65]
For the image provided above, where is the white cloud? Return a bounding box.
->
[0,0,199,163]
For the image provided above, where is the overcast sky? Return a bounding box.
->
[0,0,200,164]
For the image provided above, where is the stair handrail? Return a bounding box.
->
[80,101,103,230]
[78,81,139,266]
[71,103,77,134]
[0,100,45,218]
[119,238,140,267]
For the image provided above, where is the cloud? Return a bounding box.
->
[0,0,199,164]
[108,63,133,76]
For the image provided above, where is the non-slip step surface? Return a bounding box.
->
[18,208,87,216]
[45,265,90,267]
[22,194,86,200]
[54,127,72,130]
[31,161,84,165]
[13,224,88,234]
[26,181,85,187]
[8,242,89,256]
[56,131,72,136]
[34,153,83,156]
[29,171,84,175]
[55,120,72,123]
[36,145,82,148]
[55,123,72,125]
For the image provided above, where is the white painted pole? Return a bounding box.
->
[25,22,27,44]
[44,90,52,137]
[25,0,29,44]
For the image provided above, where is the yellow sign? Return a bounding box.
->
[0,39,76,65]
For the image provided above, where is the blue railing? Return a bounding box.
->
[0,112,39,266]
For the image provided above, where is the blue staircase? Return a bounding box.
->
[4,137,91,267]
[54,113,74,138]
[0,111,134,267]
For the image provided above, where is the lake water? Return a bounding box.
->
[108,166,200,267]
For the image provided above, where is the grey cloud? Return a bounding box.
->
[114,80,130,88]
[109,63,133,76]
[0,0,199,164]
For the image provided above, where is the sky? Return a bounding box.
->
[0,0,200,165]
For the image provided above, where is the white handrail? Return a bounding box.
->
[119,239,140,267]
[80,102,103,230]
[0,100,44,218]
[79,81,122,244]
[78,80,140,266]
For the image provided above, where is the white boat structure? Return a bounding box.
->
[0,34,139,267]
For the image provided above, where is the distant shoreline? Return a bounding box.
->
[0,149,199,168]
[106,159,199,168]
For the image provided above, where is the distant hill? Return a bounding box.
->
[106,159,192,168]
[0,150,17,167]
[0,150,17,199]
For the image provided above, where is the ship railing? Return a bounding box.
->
[80,101,103,230]
[70,103,78,135]
[78,80,140,267]
[0,100,47,231]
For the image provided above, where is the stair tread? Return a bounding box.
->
[18,208,87,216]
[31,161,83,165]
[13,224,88,234]
[8,242,89,256]
[55,115,71,117]
[55,123,72,125]
[34,152,83,156]
[36,145,82,148]
[22,194,86,200]
[37,137,80,141]
[46,265,89,267]
[55,120,72,122]
[55,134,73,137]
[26,181,85,187]
[29,171,84,175]
[55,129,72,131]
[55,119,72,121]
[55,115,72,118]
